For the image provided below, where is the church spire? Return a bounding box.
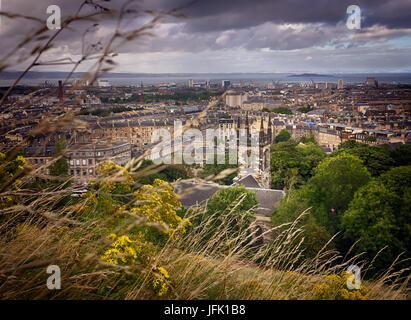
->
[259,117,265,143]
[268,114,273,143]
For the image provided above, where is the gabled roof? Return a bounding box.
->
[235,174,262,188]
[173,181,285,217]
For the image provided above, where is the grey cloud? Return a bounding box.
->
[0,0,410,73]
[174,0,411,32]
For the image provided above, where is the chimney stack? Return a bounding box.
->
[58,80,63,103]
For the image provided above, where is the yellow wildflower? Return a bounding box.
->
[16,155,27,164]
[101,233,146,265]
[152,266,170,297]
[313,271,369,300]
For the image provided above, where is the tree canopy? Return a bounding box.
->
[332,140,394,176]
[343,166,411,270]
[203,186,257,240]
[273,153,371,235]
[389,144,411,167]
[270,140,324,190]
[274,129,291,143]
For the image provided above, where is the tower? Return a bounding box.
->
[235,113,272,189]
[58,80,63,104]
[257,117,271,189]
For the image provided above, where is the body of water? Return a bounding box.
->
[1,73,411,86]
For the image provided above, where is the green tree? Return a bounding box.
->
[297,106,313,113]
[271,187,309,227]
[49,140,69,177]
[264,107,292,115]
[299,134,316,144]
[390,144,411,167]
[270,140,324,190]
[296,142,325,182]
[49,158,69,177]
[332,141,394,176]
[274,129,291,143]
[206,186,257,216]
[338,140,365,149]
[199,152,237,185]
[299,217,333,259]
[135,160,189,185]
[272,153,371,258]
[342,166,411,271]
[203,186,258,240]
[305,153,371,234]
[272,193,333,260]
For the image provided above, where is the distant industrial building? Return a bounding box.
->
[222,80,231,88]
[365,77,378,88]
[97,79,110,87]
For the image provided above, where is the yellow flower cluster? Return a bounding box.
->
[101,233,145,265]
[96,161,134,193]
[16,155,27,165]
[152,266,170,297]
[132,179,191,238]
[313,271,369,300]
[1,154,30,208]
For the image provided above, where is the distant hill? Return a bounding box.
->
[288,73,334,78]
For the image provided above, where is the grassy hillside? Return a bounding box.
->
[0,161,408,300]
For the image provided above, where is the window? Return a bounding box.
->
[89,169,93,175]
[70,159,74,165]
[82,159,86,166]
[76,159,80,166]
[70,169,74,176]
[89,159,93,165]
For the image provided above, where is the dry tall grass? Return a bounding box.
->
[0,190,409,300]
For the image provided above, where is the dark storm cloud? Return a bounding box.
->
[167,0,411,32]
[0,0,410,72]
[3,0,411,32]
[1,0,410,49]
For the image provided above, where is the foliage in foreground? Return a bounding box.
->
[0,156,409,300]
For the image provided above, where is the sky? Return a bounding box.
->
[1,0,411,74]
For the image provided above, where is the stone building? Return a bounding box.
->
[67,141,131,184]
[73,119,175,148]
[316,127,342,150]
[225,91,248,108]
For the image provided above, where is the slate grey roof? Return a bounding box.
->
[173,181,285,216]
[321,146,332,154]
[235,174,262,188]
[174,182,219,207]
